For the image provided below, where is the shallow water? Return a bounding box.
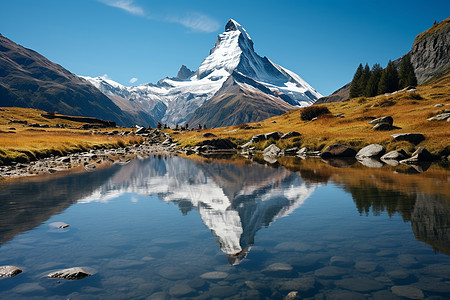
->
[0,155,449,299]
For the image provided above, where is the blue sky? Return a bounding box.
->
[1,0,448,96]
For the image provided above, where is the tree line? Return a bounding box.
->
[349,54,417,98]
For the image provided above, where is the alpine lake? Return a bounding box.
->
[0,154,449,299]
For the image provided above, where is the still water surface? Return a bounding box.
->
[0,155,449,299]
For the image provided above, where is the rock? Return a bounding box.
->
[326,290,366,300]
[200,271,228,280]
[169,283,195,297]
[285,291,301,300]
[159,266,188,280]
[251,134,266,143]
[391,133,425,145]
[391,285,424,299]
[47,267,93,280]
[263,144,281,157]
[329,256,353,267]
[283,147,299,156]
[207,285,238,298]
[427,112,450,121]
[372,290,402,300]
[335,278,384,292]
[0,265,22,277]
[320,144,357,159]
[373,123,396,131]
[135,127,148,134]
[314,266,348,278]
[262,263,293,276]
[400,147,433,164]
[355,261,378,273]
[388,270,414,283]
[201,138,236,149]
[434,104,444,107]
[369,116,394,126]
[265,131,283,140]
[381,149,408,161]
[356,144,386,158]
[280,277,315,292]
[281,131,301,139]
[202,132,217,138]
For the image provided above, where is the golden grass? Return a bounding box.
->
[0,107,142,165]
[173,73,450,155]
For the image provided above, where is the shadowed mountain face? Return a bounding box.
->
[0,33,143,126]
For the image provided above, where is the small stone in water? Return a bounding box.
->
[391,285,424,299]
[200,271,228,280]
[285,291,300,300]
[0,265,22,277]
[47,267,93,280]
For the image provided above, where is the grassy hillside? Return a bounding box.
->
[0,107,142,165]
[173,73,450,156]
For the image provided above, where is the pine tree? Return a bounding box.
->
[357,64,371,96]
[364,63,383,97]
[350,64,364,98]
[378,60,398,94]
[398,54,417,88]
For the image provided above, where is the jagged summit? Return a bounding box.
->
[83,19,322,127]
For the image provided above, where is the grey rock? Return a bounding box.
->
[329,256,353,267]
[356,144,386,158]
[400,147,433,164]
[281,131,302,139]
[391,133,425,145]
[275,242,310,251]
[263,144,281,157]
[0,265,22,277]
[280,277,315,292]
[370,116,394,126]
[372,290,401,300]
[388,270,413,282]
[391,285,424,299]
[283,147,299,156]
[335,278,384,292]
[381,149,408,161]
[265,131,283,140]
[169,283,195,297]
[135,127,148,134]
[427,112,450,121]
[262,263,293,276]
[207,285,238,298]
[285,291,301,300]
[201,138,236,149]
[251,134,266,143]
[314,266,348,278]
[354,261,378,273]
[373,123,397,131]
[320,144,357,159]
[158,266,188,280]
[47,267,94,280]
[326,290,366,300]
[200,271,228,280]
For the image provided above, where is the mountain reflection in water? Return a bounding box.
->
[0,155,449,262]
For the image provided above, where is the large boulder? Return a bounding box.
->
[369,116,394,126]
[400,147,434,164]
[356,144,386,158]
[281,131,302,139]
[391,133,425,145]
[321,144,357,159]
[264,131,283,140]
[201,139,236,149]
[373,123,395,131]
[263,144,281,157]
[0,265,22,277]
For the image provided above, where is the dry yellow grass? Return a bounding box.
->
[0,107,142,164]
[173,73,450,155]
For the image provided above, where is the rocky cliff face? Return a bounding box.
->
[410,18,450,84]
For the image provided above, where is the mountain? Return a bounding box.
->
[0,33,146,127]
[84,19,322,127]
[315,17,450,104]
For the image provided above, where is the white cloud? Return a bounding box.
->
[98,1,219,33]
[129,77,138,84]
[99,0,145,16]
[167,13,220,33]
[100,74,110,80]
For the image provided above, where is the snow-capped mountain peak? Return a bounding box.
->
[82,19,322,127]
